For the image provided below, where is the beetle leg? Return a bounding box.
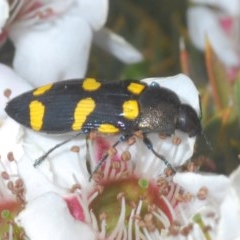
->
[33,132,83,167]
[142,134,176,173]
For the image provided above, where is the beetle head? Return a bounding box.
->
[176,104,202,137]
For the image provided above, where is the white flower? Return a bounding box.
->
[16,192,96,240]
[217,166,240,240]
[189,0,240,16]
[0,0,8,33]
[1,67,239,239]
[15,139,240,239]
[187,1,240,71]
[2,0,142,86]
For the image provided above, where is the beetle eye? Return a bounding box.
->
[177,104,202,137]
[150,82,159,88]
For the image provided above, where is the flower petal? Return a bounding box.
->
[23,130,89,189]
[17,156,66,201]
[229,164,240,198]
[75,0,108,30]
[187,6,240,67]
[0,118,24,169]
[93,28,143,63]
[189,0,240,16]
[8,8,93,86]
[217,166,240,240]
[16,192,96,240]
[0,64,32,118]
[173,172,230,202]
[0,0,9,32]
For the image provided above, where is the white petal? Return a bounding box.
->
[189,0,240,16]
[8,8,93,86]
[187,6,240,67]
[17,155,66,201]
[0,118,24,170]
[16,192,96,240]
[217,190,240,240]
[229,164,240,198]
[0,117,23,197]
[0,64,32,118]
[93,28,143,63]
[76,0,108,30]
[23,130,89,189]
[216,166,240,239]
[0,0,9,31]
[125,131,195,177]
[173,172,230,202]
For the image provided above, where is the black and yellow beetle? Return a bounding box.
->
[5,78,202,171]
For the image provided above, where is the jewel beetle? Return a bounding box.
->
[5,77,202,170]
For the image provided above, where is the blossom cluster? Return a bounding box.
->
[0,1,240,240]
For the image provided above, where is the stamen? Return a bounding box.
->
[7,0,25,25]
[164,167,175,177]
[70,145,80,153]
[180,223,193,236]
[88,186,102,204]
[160,195,176,220]
[168,183,182,206]
[99,212,107,239]
[109,165,117,180]
[1,172,10,180]
[168,220,181,236]
[7,152,15,162]
[121,151,131,162]
[7,0,74,28]
[172,136,182,145]
[142,227,153,239]
[3,89,11,98]
[89,209,99,231]
[197,187,208,200]
[133,199,143,240]
[108,193,126,239]
[143,213,156,232]
[70,183,82,193]
[8,223,13,240]
[103,154,113,181]
[153,208,171,229]
[115,162,127,180]
[127,209,135,240]
[127,136,136,145]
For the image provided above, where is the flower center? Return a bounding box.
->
[89,177,174,238]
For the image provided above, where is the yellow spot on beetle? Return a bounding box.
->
[29,100,45,131]
[127,82,145,95]
[122,100,139,120]
[33,83,53,96]
[98,124,119,133]
[72,98,96,131]
[82,78,101,91]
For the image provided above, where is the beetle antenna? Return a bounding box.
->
[201,131,213,152]
[33,132,82,167]
[143,135,176,173]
